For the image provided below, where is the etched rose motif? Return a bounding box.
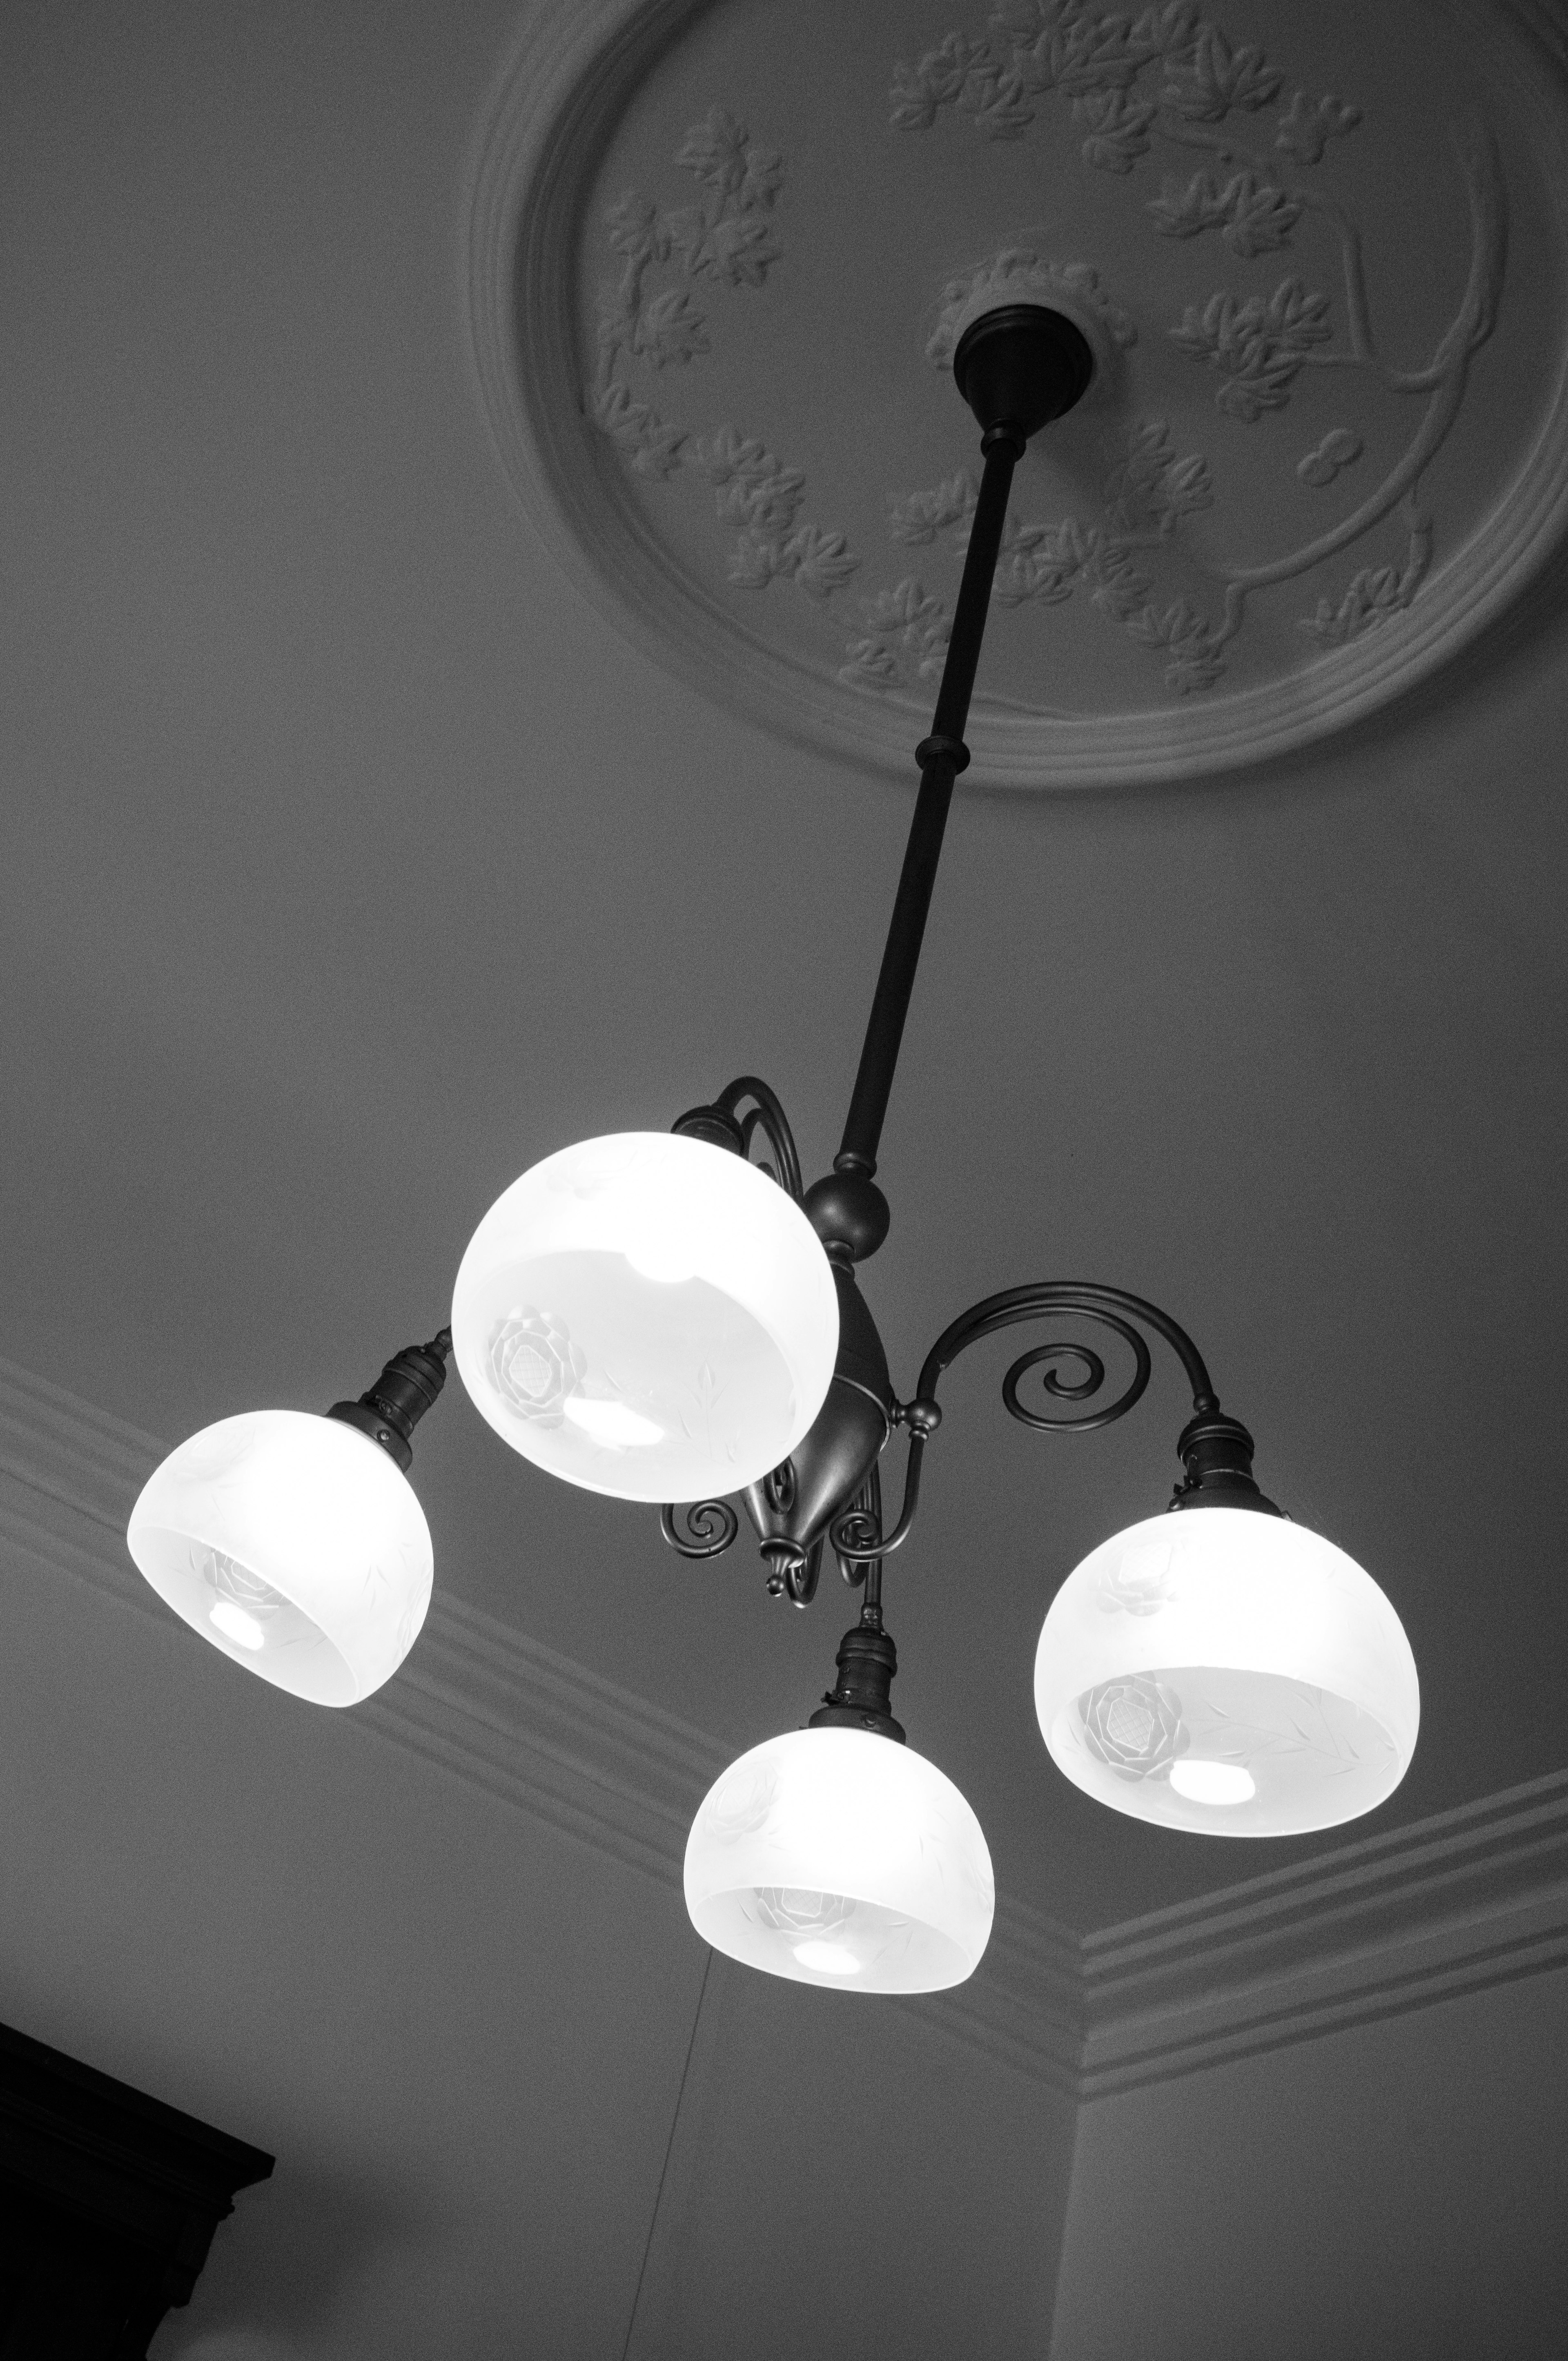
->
[752,1886,853,1938]
[705,1759,780,1842]
[1095,1538,1174,1617]
[1080,1675,1190,1783]
[203,1548,285,1620]
[488,1308,588,1428]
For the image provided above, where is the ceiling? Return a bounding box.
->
[2,0,1567,2350]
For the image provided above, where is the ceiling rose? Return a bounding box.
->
[468,0,1568,787]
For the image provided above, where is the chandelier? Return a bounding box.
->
[126,301,1419,1996]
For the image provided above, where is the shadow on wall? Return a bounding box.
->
[149,2157,451,2360]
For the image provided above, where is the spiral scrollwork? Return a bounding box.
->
[659,1498,739,1560]
[822,1282,1220,1576]
[1000,1315,1151,1432]
[832,1462,883,1588]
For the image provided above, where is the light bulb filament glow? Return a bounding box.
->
[209,1599,266,1651]
[792,1940,862,1975]
[1169,1759,1256,1806]
[561,1396,664,1448]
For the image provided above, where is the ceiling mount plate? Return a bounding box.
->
[467,0,1568,791]
[952,305,1096,439]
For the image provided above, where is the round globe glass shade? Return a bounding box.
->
[1034,1507,1419,1837]
[684,1727,994,1993]
[126,1411,433,1706]
[450,1133,840,1504]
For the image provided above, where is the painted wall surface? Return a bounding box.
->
[1,1491,1076,2360]
[1049,1969,1568,2361]
[624,1961,1077,2361]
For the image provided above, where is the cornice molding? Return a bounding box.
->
[1076,1765,1568,2094]
[0,1356,1082,2090]
[2,1355,1563,2097]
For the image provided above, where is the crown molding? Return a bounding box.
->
[0,1357,1082,2089]
[1074,1765,1568,2095]
[2,1355,1564,2098]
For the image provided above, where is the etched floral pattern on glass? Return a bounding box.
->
[488,1308,588,1428]
[1080,1674,1190,1782]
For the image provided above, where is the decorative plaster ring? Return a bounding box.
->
[465,0,1568,792]
[926,250,1137,408]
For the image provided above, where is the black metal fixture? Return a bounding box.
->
[659,308,1270,1593]
[127,302,1419,1990]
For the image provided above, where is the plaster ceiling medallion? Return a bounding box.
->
[468,0,1568,787]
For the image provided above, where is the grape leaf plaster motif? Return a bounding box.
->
[891,4,1505,687]
[583,14,1506,713]
[588,111,862,606]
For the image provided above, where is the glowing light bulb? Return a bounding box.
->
[209,1599,266,1651]
[793,1940,862,1975]
[1170,1759,1256,1806]
[561,1396,664,1448]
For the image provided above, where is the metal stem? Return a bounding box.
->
[835,428,1022,1177]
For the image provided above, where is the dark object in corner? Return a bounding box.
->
[0,2021,273,2358]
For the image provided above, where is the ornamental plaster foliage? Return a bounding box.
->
[864,419,1225,693]
[1297,426,1363,488]
[1298,518,1431,646]
[888,471,977,545]
[588,111,862,600]
[1148,167,1301,256]
[1169,277,1333,421]
[927,251,1137,371]
[890,2,1354,201]
[468,0,1561,784]
[840,579,951,690]
[882,0,1507,695]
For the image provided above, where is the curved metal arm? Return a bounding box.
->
[830,1426,927,1566]
[831,1282,1220,1566]
[915,1283,1217,1417]
[717,1076,804,1201]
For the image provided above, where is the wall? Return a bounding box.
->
[1049,1967,1568,2361]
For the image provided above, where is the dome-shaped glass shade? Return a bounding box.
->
[684,1728,994,1993]
[451,1133,840,1504]
[1034,1507,1419,1837]
[126,1411,433,1706]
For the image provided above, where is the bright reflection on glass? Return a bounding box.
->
[684,1727,994,1993]
[561,1396,664,1448]
[1170,1759,1256,1806]
[209,1599,266,1652]
[792,1940,862,1975]
[451,1133,840,1505]
[127,1410,433,1706]
[1034,1507,1419,1836]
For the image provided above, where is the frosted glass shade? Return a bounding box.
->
[1034,1508,1419,1837]
[684,1728,994,1993]
[451,1132,839,1503]
[126,1411,433,1706]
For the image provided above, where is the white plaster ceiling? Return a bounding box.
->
[477,0,1568,783]
[2,0,1568,2352]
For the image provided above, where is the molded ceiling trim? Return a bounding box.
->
[3,1354,1563,2098]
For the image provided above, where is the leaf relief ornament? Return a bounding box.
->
[586,112,862,611]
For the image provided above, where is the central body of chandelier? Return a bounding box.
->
[126,301,1419,1993]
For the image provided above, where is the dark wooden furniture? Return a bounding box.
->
[0,2022,273,2357]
